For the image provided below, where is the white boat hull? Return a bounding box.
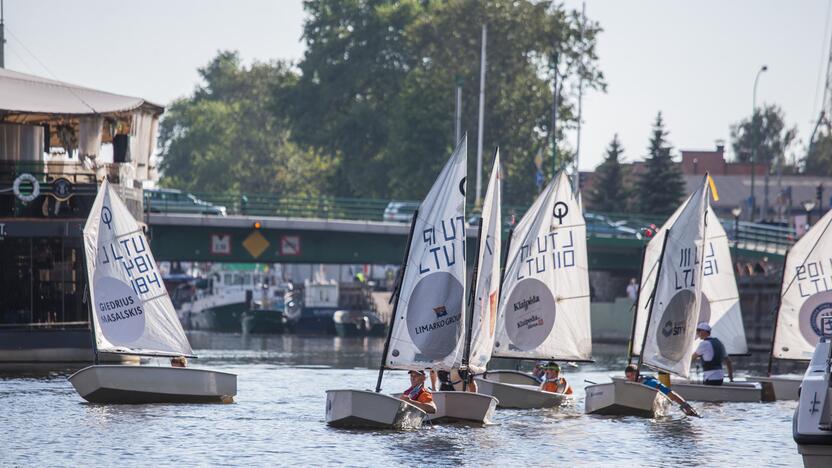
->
[585,377,671,418]
[481,370,540,386]
[325,389,426,430]
[68,365,237,404]
[670,380,762,402]
[793,340,832,467]
[748,375,802,401]
[427,391,498,424]
[475,376,569,409]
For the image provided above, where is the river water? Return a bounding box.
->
[0,333,804,467]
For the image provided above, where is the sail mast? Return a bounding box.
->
[627,244,649,362]
[636,228,671,377]
[461,219,484,390]
[375,209,419,393]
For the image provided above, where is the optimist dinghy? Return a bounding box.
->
[584,376,672,418]
[630,200,761,402]
[479,171,591,409]
[325,136,495,428]
[749,207,832,401]
[586,176,711,417]
[68,180,236,403]
[423,150,505,424]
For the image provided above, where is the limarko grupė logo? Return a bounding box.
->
[405,272,464,360]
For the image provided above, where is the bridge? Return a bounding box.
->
[146,193,794,270]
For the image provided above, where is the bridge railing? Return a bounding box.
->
[150,190,797,252]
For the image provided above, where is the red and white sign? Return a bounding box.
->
[280,235,301,256]
[211,234,231,255]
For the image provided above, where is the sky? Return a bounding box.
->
[3,0,831,171]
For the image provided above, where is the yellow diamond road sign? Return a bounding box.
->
[243,231,269,259]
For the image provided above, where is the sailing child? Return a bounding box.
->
[399,370,436,414]
[539,362,573,394]
[624,364,699,417]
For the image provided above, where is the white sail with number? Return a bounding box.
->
[640,177,709,378]
[466,150,502,374]
[84,179,193,356]
[385,136,468,371]
[492,171,591,361]
[772,207,832,360]
[632,193,746,356]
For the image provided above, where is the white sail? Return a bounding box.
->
[632,199,747,356]
[772,207,832,360]
[699,209,747,354]
[492,171,591,361]
[466,150,502,374]
[385,136,468,371]
[640,178,709,378]
[84,180,193,357]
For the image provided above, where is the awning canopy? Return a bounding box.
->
[0,68,163,124]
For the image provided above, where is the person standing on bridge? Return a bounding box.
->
[626,278,639,302]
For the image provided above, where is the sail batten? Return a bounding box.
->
[84,179,193,357]
[492,171,591,361]
[385,136,468,371]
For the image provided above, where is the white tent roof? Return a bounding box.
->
[0,68,163,120]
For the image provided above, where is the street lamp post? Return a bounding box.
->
[732,206,742,262]
[750,65,768,222]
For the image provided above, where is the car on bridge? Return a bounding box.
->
[383,201,419,222]
[585,212,642,239]
[144,188,227,216]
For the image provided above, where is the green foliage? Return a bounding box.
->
[804,130,832,176]
[589,134,628,212]
[158,51,335,196]
[636,112,686,216]
[730,104,796,171]
[283,0,605,204]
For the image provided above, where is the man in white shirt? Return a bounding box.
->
[692,322,734,385]
[626,278,638,302]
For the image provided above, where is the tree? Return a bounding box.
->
[158,52,335,196]
[282,0,605,204]
[804,130,832,176]
[636,112,685,216]
[589,134,627,212]
[730,104,797,219]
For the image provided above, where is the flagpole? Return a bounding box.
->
[475,23,487,206]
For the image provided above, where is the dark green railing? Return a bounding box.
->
[146,190,798,252]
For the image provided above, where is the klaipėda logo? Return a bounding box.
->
[433,305,448,318]
[513,295,540,312]
[517,314,544,330]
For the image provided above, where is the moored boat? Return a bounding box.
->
[67,180,237,404]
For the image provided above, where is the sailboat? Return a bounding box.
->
[425,149,503,424]
[627,186,761,402]
[585,176,710,417]
[746,212,832,401]
[326,135,494,428]
[476,171,592,409]
[68,180,237,403]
